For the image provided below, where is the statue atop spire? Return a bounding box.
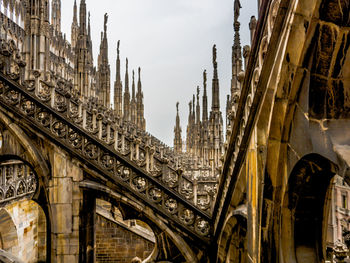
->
[202,69,208,123]
[138,67,141,82]
[117,40,120,56]
[123,57,130,122]
[73,0,77,23]
[213,45,217,68]
[104,13,108,33]
[88,12,91,38]
[174,102,182,153]
[234,0,241,21]
[197,86,200,102]
[136,67,145,130]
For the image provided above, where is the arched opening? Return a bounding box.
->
[95,198,155,262]
[0,157,47,263]
[0,200,46,262]
[80,183,195,262]
[217,207,247,263]
[0,208,18,252]
[281,154,337,262]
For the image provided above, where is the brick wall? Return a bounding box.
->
[96,215,154,263]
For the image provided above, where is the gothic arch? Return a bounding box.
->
[0,110,52,261]
[217,206,247,263]
[280,154,337,262]
[80,180,199,263]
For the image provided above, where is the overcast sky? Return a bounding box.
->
[61,0,258,146]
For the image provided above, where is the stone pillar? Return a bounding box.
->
[246,127,259,263]
[79,190,96,263]
[49,148,83,262]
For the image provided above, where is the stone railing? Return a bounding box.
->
[0,37,212,242]
[0,160,37,205]
[212,0,281,237]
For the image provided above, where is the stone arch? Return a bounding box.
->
[0,208,18,252]
[0,157,47,262]
[80,180,199,263]
[217,206,247,263]
[0,111,52,261]
[280,154,337,263]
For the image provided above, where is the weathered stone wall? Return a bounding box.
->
[1,200,46,263]
[96,214,154,263]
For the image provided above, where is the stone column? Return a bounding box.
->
[49,148,83,262]
[246,126,259,263]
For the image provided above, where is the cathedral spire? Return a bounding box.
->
[186,101,193,154]
[114,41,123,117]
[196,86,201,125]
[73,0,78,23]
[193,94,196,122]
[123,58,130,122]
[202,70,208,123]
[71,0,79,48]
[229,0,243,121]
[51,0,61,32]
[131,70,137,125]
[232,0,242,96]
[173,102,182,154]
[136,67,146,130]
[97,13,110,107]
[233,0,242,65]
[209,44,224,169]
[211,44,220,111]
[132,70,136,100]
[79,0,87,35]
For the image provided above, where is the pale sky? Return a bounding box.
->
[61,0,258,146]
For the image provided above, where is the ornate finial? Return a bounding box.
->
[176,102,179,113]
[104,13,108,33]
[117,40,120,55]
[234,0,241,21]
[132,70,135,81]
[197,86,200,101]
[138,67,141,78]
[126,58,128,70]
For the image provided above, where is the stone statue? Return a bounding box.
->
[104,13,108,32]
[234,0,241,20]
[117,40,120,55]
[176,102,179,113]
[213,45,217,65]
[197,86,200,101]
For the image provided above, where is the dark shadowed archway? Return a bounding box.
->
[281,154,337,262]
